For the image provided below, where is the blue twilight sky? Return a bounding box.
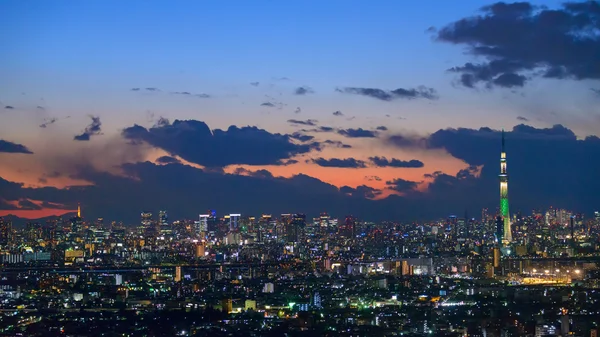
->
[4,0,593,140]
[1,0,600,221]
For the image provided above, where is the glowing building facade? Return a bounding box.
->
[499,130,513,244]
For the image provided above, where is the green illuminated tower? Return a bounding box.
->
[499,130,512,244]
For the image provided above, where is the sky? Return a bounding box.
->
[1,0,599,223]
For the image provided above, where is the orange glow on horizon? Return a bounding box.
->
[0,208,76,219]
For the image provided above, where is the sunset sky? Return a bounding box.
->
[1,0,599,222]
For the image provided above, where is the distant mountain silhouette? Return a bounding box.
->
[0,212,77,228]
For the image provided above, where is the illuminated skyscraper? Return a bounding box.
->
[197,214,209,236]
[158,210,171,236]
[141,212,153,227]
[229,213,240,231]
[499,130,513,244]
[341,215,356,239]
[158,211,168,226]
[288,213,306,243]
[0,217,11,246]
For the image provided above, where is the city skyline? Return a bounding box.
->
[1,0,600,222]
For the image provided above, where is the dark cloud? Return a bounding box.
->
[340,185,382,199]
[332,111,344,117]
[17,199,41,210]
[312,157,366,168]
[234,167,275,179]
[375,126,388,131]
[74,116,102,141]
[36,106,45,110]
[287,119,317,126]
[6,122,599,223]
[156,156,181,164]
[290,133,315,142]
[40,201,69,209]
[172,91,210,98]
[591,88,600,96]
[365,175,382,181]
[262,95,287,110]
[516,116,529,122]
[145,88,159,91]
[0,163,338,222]
[155,116,170,127]
[493,72,527,88]
[323,140,352,149]
[303,126,335,133]
[294,107,302,114]
[369,156,424,168]
[43,171,62,179]
[131,88,140,91]
[4,162,392,224]
[386,134,424,148]
[280,159,298,166]
[437,1,600,88]
[122,119,319,167]
[0,140,33,154]
[39,118,58,128]
[336,86,439,101]
[0,198,42,211]
[448,62,530,88]
[338,128,378,138]
[294,86,314,95]
[4,106,14,109]
[394,124,600,214]
[386,178,420,192]
[250,82,260,87]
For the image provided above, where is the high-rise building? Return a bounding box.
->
[286,213,306,243]
[499,130,513,244]
[319,213,330,233]
[570,216,576,248]
[141,212,153,228]
[229,213,240,231]
[197,214,209,236]
[312,292,322,309]
[158,210,171,236]
[195,243,205,258]
[341,215,356,239]
[70,215,83,234]
[0,217,12,246]
[42,219,58,243]
[495,216,504,244]
[158,211,167,225]
[258,214,271,242]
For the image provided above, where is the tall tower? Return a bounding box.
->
[499,130,512,244]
